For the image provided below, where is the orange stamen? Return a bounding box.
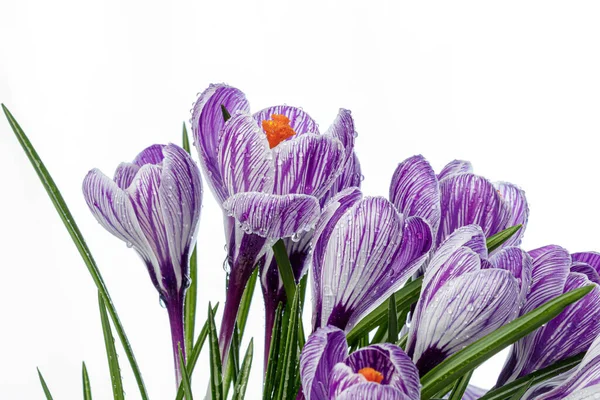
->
[262,114,296,148]
[358,367,384,384]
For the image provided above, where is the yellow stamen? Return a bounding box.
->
[358,367,384,384]
[262,114,296,148]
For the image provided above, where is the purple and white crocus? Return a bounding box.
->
[82,144,202,384]
[405,224,532,375]
[300,326,421,399]
[192,84,358,365]
[311,187,433,332]
[390,155,528,249]
[496,247,600,387]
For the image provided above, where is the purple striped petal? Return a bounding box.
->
[323,109,356,164]
[253,105,320,136]
[493,182,529,247]
[329,363,368,398]
[573,252,600,274]
[523,245,571,314]
[336,383,411,400]
[223,192,320,240]
[272,133,345,199]
[438,174,510,245]
[217,113,274,196]
[321,152,362,207]
[487,247,533,303]
[410,269,520,374]
[114,162,140,189]
[437,160,473,181]
[390,155,441,240]
[300,326,348,400]
[133,144,165,166]
[192,84,251,204]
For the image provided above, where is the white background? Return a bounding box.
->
[1,1,600,398]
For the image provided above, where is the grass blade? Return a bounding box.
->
[2,105,148,400]
[420,285,594,399]
[178,344,194,400]
[263,303,283,400]
[175,303,219,400]
[447,370,473,400]
[273,239,296,303]
[387,292,398,343]
[347,277,423,344]
[208,303,224,400]
[486,225,522,253]
[37,368,54,400]
[182,122,191,152]
[232,339,254,400]
[508,380,532,400]
[98,292,124,400]
[478,353,584,400]
[82,362,92,400]
[276,288,301,399]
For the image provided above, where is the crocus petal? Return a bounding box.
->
[223,192,320,240]
[321,152,362,208]
[572,263,600,285]
[159,144,203,292]
[192,84,251,204]
[493,182,529,247]
[336,383,411,400]
[329,363,368,398]
[133,144,166,166]
[389,155,441,240]
[272,133,345,199]
[523,245,571,314]
[572,252,600,274]
[253,105,320,135]
[300,326,348,400]
[114,162,140,189]
[438,174,510,245]
[437,160,473,181]
[217,113,275,196]
[411,269,520,374]
[487,247,533,303]
[323,108,355,163]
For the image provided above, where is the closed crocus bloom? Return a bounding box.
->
[522,332,600,399]
[311,187,433,332]
[496,247,600,387]
[390,155,528,248]
[405,225,532,376]
[300,326,421,400]
[82,144,202,384]
[192,84,357,364]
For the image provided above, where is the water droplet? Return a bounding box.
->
[159,295,167,308]
[126,241,133,248]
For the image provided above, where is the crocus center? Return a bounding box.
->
[358,367,384,384]
[262,114,296,148]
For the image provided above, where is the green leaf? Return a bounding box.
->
[37,368,54,400]
[478,353,584,400]
[208,303,224,400]
[221,105,232,122]
[2,105,149,400]
[347,277,423,344]
[273,239,296,304]
[486,224,522,253]
[237,268,258,335]
[420,285,594,399]
[178,344,194,400]
[184,246,197,356]
[232,338,254,400]
[182,122,191,152]
[175,303,219,400]
[508,380,532,400]
[82,362,92,400]
[276,288,301,400]
[387,292,399,343]
[263,303,283,400]
[98,292,124,400]
[447,370,473,400]
[397,333,409,350]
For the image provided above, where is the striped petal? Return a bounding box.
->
[272,133,345,199]
[523,245,571,313]
[217,113,275,196]
[437,160,473,181]
[253,105,320,136]
[300,326,348,400]
[411,269,520,375]
[390,155,441,240]
[321,152,362,207]
[323,108,356,164]
[438,174,510,245]
[133,144,165,166]
[572,252,600,274]
[192,84,251,204]
[336,383,411,400]
[114,162,140,189]
[487,247,533,303]
[493,182,529,247]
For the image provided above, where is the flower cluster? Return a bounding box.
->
[77,84,600,399]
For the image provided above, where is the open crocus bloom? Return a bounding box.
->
[300,326,421,400]
[497,247,600,387]
[82,143,202,384]
[390,155,528,248]
[311,187,433,332]
[522,331,600,399]
[405,225,532,375]
[192,84,359,364]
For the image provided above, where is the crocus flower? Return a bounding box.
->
[496,247,600,386]
[390,155,528,248]
[82,144,202,383]
[300,326,421,399]
[192,84,356,364]
[522,331,600,399]
[405,224,532,375]
[311,187,433,332]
